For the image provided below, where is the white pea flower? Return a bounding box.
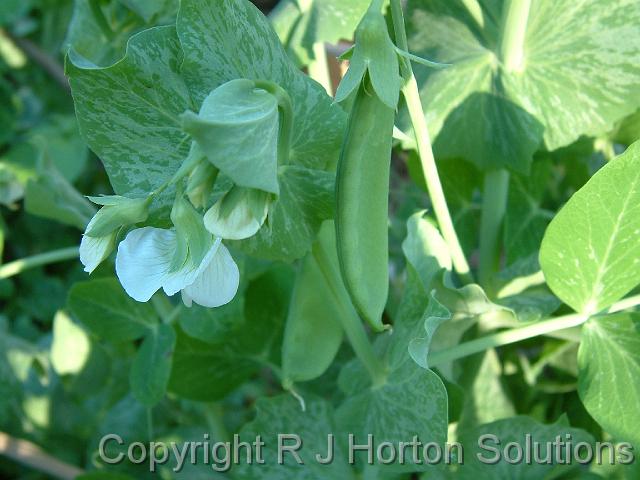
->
[115,196,240,308]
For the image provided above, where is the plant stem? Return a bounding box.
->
[389,0,474,285]
[308,42,332,94]
[402,78,474,284]
[500,0,531,73]
[313,225,388,387]
[461,0,485,30]
[0,432,84,480]
[478,169,510,291]
[0,247,79,279]
[429,293,640,368]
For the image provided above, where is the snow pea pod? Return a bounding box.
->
[335,81,394,332]
[282,222,344,387]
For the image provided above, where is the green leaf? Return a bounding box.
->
[64,0,178,66]
[50,311,91,376]
[24,157,96,229]
[578,313,640,446]
[235,394,352,479]
[504,159,553,265]
[169,268,291,400]
[130,323,175,406]
[456,350,516,431]
[407,0,640,172]
[0,0,31,25]
[67,26,193,201]
[453,416,594,478]
[178,293,245,344]
[336,359,448,472]
[118,0,179,23]
[68,278,158,342]
[29,115,89,182]
[540,141,640,314]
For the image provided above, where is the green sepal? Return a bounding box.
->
[169,195,212,272]
[85,195,150,238]
[334,1,401,109]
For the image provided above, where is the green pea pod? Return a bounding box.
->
[335,81,394,332]
[282,222,344,386]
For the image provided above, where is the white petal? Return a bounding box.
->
[115,227,177,302]
[203,189,269,240]
[181,243,240,308]
[162,237,221,296]
[79,215,116,274]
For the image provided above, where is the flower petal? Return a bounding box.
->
[115,227,176,302]
[181,243,240,308]
[79,232,115,274]
[203,187,269,240]
[162,237,221,296]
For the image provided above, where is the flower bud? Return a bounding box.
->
[203,186,271,240]
[84,195,150,238]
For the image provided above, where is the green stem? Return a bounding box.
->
[461,0,485,29]
[0,247,79,279]
[308,42,332,95]
[390,1,473,284]
[500,0,531,73]
[313,226,388,387]
[402,77,474,284]
[478,169,510,291]
[429,293,640,367]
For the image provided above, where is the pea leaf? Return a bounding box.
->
[453,416,594,478]
[578,313,640,446]
[406,0,640,173]
[64,0,178,66]
[169,268,291,400]
[68,278,158,342]
[130,323,175,406]
[540,141,640,314]
[336,359,448,472]
[235,395,352,479]
[67,26,193,200]
[24,157,96,229]
[504,159,553,265]
[0,0,30,25]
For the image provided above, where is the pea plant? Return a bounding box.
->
[1,0,640,478]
